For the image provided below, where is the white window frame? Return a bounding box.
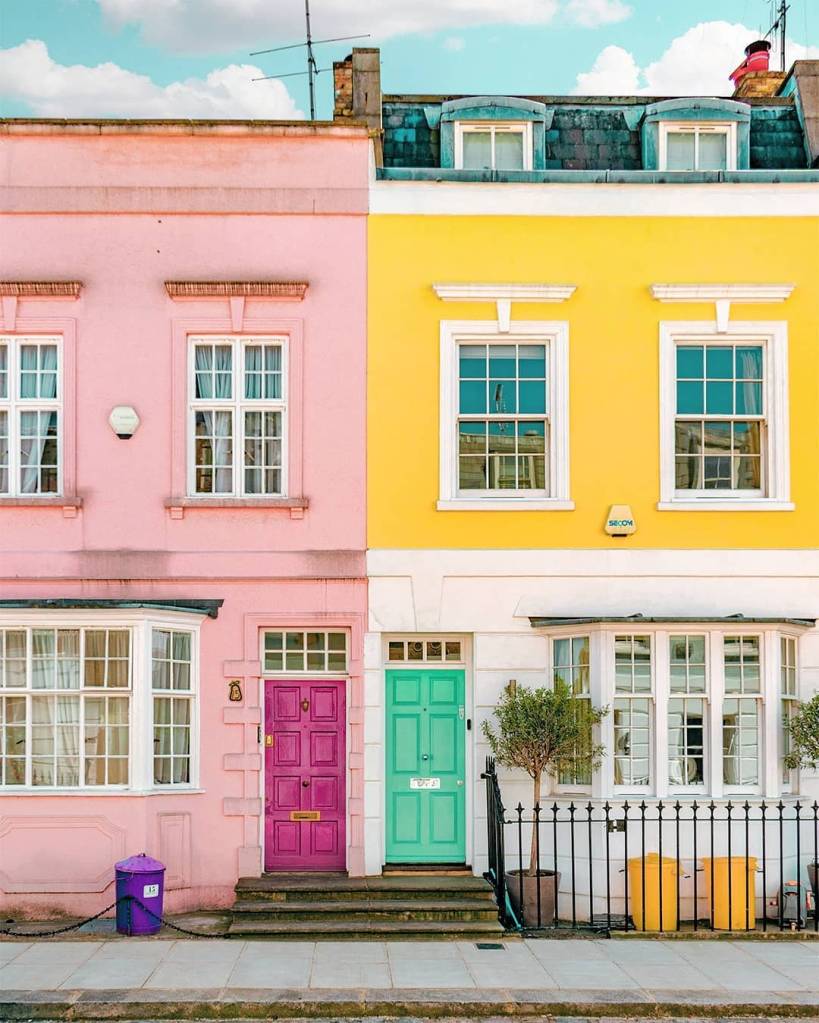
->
[658,321,791,510]
[551,634,593,791]
[0,611,201,794]
[659,121,737,172]
[779,635,799,793]
[438,320,571,510]
[612,633,655,795]
[454,121,533,171]
[261,629,349,675]
[0,335,63,498]
[667,633,709,795]
[187,335,288,499]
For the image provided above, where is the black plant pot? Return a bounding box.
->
[505,869,560,927]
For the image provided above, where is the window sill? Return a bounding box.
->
[0,496,82,518]
[165,497,308,520]
[0,787,205,796]
[437,499,575,512]
[657,500,795,512]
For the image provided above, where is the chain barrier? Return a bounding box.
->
[0,895,229,940]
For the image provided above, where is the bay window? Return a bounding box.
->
[668,635,707,788]
[613,636,652,788]
[553,636,591,786]
[536,622,805,798]
[0,615,199,792]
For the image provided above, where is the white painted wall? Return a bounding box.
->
[364,548,819,886]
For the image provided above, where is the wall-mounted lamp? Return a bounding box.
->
[228,680,243,702]
[108,406,140,440]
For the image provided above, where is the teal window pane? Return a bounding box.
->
[488,346,516,378]
[703,421,732,452]
[488,421,515,454]
[518,345,546,378]
[735,381,762,415]
[736,346,762,380]
[459,380,486,414]
[489,379,516,413]
[676,346,703,379]
[518,421,545,453]
[705,346,733,379]
[677,381,703,414]
[705,381,733,414]
[518,380,546,414]
[459,421,486,453]
[459,345,486,379]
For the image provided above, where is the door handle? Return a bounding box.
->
[456,779,464,786]
[421,754,429,761]
[302,779,310,787]
[301,699,310,712]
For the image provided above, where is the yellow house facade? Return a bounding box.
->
[331,51,819,909]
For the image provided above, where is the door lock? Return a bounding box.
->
[265,734,274,747]
[457,779,464,786]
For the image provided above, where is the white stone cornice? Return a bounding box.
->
[651,284,795,333]
[433,283,576,333]
[650,284,794,303]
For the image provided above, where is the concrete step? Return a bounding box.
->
[227,917,505,939]
[231,898,499,922]
[235,874,495,902]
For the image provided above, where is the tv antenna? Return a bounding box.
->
[764,0,790,71]
[250,0,370,119]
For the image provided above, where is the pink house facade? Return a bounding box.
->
[0,119,369,915]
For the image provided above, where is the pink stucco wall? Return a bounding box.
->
[0,123,369,915]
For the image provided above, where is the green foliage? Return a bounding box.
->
[482,679,608,784]
[785,694,819,771]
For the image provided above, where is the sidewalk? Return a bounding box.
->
[1,935,818,1019]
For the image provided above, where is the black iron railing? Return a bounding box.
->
[482,756,819,934]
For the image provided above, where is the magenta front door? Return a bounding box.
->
[264,680,346,871]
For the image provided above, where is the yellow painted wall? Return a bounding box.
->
[368,215,819,549]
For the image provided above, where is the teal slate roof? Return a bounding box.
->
[382,95,809,172]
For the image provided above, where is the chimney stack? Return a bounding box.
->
[333,48,383,164]
[730,39,785,97]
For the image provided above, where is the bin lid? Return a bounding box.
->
[115,853,165,874]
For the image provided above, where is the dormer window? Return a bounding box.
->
[455,122,532,171]
[440,96,548,172]
[660,122,736,171]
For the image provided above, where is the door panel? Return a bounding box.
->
[386,669,466,863]
[264,679,346,871]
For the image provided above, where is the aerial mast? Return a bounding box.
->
[250,2,370,120]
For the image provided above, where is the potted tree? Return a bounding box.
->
[483,680,607,926]
[784,694,819,902]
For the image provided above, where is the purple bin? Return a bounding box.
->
[115,853,165,936]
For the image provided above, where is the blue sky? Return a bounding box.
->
[0,0,816,118]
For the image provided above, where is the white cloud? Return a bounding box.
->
[0,39,302,118]
[565,0,632,29]
[575,21,819,96]
[94,0,633,52]
[573,44,639,93]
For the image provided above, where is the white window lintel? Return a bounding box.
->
[433,284,576,334]
[651,285,794,334]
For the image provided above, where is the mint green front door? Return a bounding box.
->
[385,669,466,863]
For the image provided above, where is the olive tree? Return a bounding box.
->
[483,680,607,876]
[784,693,819,771]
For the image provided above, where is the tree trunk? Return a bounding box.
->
[529,772,542,877]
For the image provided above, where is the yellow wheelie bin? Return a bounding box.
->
[701,856,757,930]
[627,853,680,931]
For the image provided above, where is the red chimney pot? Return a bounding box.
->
[730,38,772,86]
